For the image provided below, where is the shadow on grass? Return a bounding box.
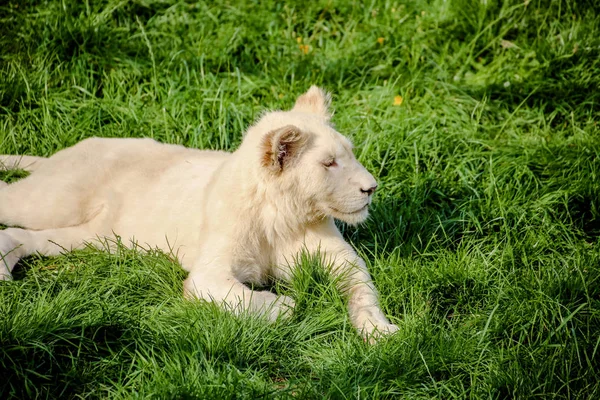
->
[0,322,132,399]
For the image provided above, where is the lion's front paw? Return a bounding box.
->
[360,321,399,344]
[266,295,295,321]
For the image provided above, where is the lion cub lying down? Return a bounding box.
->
[0,87,398,339]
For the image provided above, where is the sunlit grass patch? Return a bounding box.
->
[1,0,599,398]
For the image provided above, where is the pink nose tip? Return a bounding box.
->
[361,184,377,195]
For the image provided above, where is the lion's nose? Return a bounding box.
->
[360,184,377,196]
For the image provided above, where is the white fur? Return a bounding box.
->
[0,86,398,340]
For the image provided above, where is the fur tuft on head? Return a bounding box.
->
[291,86,332,120]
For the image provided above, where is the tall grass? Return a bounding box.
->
[1,0,599,398]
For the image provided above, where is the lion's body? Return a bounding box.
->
[1,139,226,258]
[0,87,398,340]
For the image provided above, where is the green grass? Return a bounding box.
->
[1,0,599,398]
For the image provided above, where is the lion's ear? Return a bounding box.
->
[291,86,331,120]
[262,125,308,173]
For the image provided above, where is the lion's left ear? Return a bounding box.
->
[291,86,332,120]
[262,125,309,173]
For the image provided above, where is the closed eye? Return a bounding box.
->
[323,159,337,168]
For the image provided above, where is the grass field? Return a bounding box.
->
[1,0,599,398]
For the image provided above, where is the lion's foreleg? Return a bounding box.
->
[183,261,295,321]
[311,239,399,342]
[336,254,399,342]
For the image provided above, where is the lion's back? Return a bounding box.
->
[0,137,230,231]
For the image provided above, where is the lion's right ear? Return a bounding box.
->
[261,125,308,173]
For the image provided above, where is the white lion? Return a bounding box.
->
[0,86,398,340]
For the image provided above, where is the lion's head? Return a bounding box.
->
[241,86,378,226]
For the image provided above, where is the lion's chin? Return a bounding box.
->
[327,205,370,225]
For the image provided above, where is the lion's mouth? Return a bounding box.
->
[330,204,369,215]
